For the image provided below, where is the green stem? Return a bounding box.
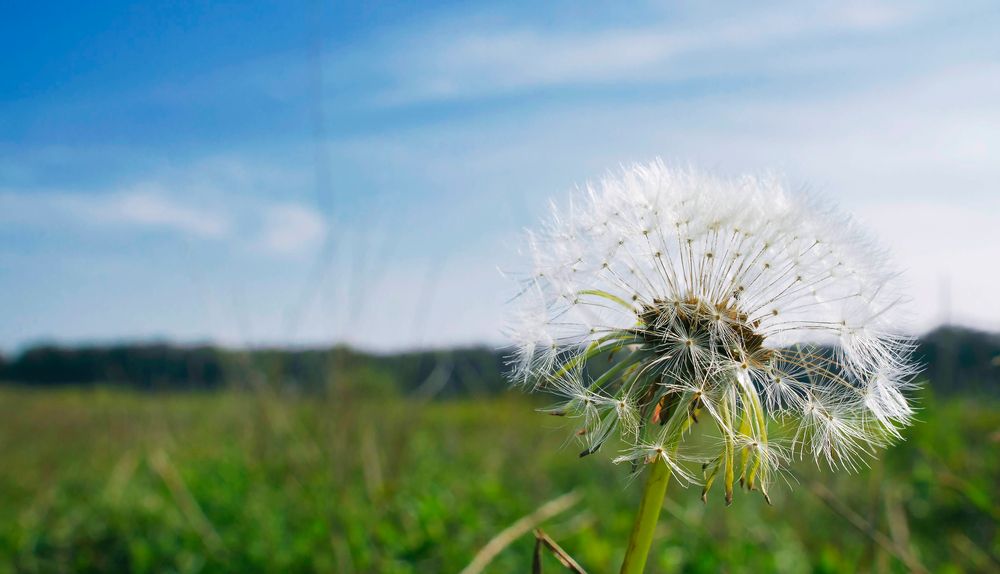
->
[721,397,735,505]
[620,460,672,574]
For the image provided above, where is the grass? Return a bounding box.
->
[0,385,997,573]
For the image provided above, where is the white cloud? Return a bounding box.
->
[95,189,231,238]
[0,188,231,239]
[256,203,327,256]
[0,183,330,260]
[371,0,919,105]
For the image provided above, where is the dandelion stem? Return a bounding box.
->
[721,397,735,505]
[619,459,671,574]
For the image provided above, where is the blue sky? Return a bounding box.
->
[2,1,999,352]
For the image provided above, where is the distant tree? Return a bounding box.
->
[1,328,997,397]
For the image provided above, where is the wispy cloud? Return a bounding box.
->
[369,1,918,105]
[92,188,231,238]
[1,184,329,258]
[256,203,327,256]
[0,188,230,239]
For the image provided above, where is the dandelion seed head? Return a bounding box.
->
[505,161,918,502]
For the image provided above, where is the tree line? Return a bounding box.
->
[0,326,997,396]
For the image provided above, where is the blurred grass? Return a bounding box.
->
[0,385,997,573]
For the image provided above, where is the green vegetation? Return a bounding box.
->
[0,385,996,573]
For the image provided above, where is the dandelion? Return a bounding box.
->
[504,160,918,573]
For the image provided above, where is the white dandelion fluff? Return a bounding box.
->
[505,160,918,504]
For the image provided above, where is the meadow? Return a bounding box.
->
[0,385,997,573]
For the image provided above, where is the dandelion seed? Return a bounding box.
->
[614,443,695,485]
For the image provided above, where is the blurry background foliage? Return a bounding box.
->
[0,326,998,573]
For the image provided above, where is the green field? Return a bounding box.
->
[0,386,997,573]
